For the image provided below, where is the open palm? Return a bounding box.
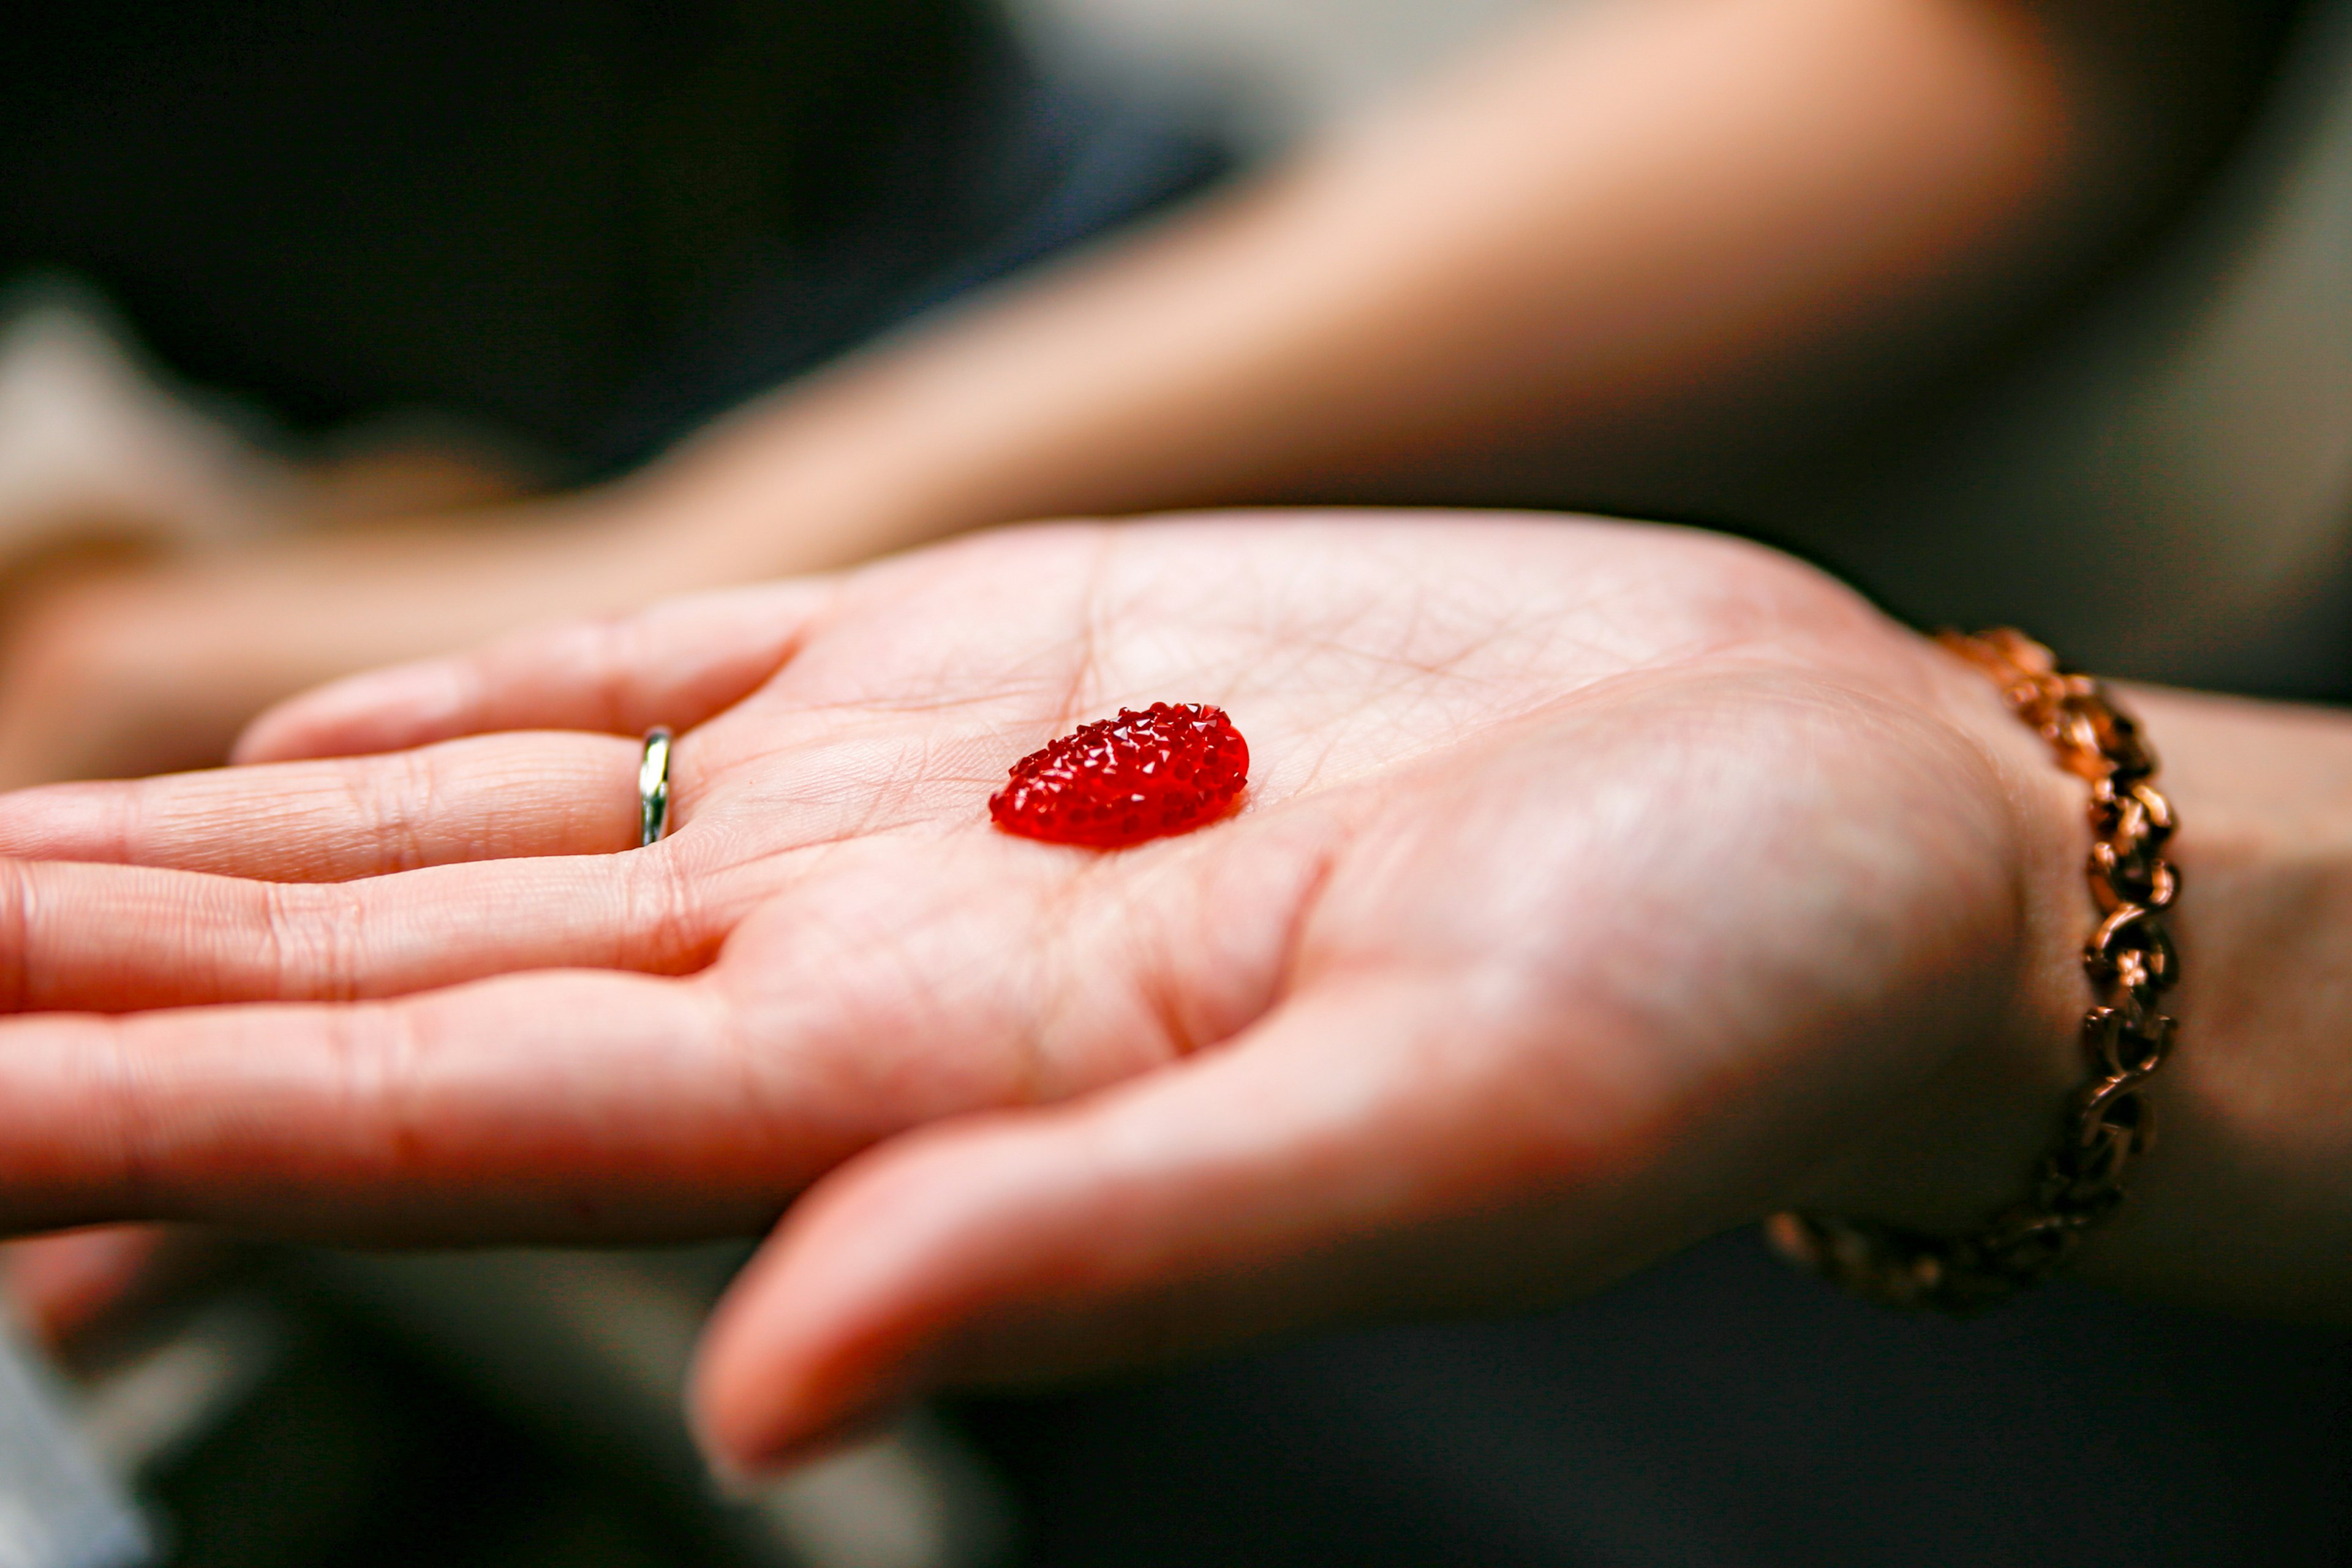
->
[0,514,2076,1467]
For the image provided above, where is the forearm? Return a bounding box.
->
[2070,685,2352,1319]
[0,499,663,785]
[637,0,2269,576]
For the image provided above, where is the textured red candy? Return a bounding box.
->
[990,703,1249,847]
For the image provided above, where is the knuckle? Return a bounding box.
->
[263,884,367,998]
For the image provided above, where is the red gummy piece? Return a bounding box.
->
[990,703,1249,848]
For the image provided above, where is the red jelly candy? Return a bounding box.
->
[990,703,1249,847]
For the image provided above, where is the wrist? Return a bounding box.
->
[2058,688,2352,1320]
[1790,633,2088,1241]
[1786,660,2352,1325]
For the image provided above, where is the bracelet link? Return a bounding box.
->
[1768,628,2180,1312]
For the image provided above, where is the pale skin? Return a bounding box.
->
[0,0,2278,785]
[0,516,2345,1474]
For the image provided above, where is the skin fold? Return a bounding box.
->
[0,516,2343,1473]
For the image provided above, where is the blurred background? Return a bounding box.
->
[1008,0,1549,143]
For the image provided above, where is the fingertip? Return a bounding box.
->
[688,1280,797,1476]
[689,1238,903,1475]
[701,1422,910,1496]
[689,1278,925,1480]
[687,1133,1033,1474]
[688,1346,914,1484]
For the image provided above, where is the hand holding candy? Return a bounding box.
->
[0,516,2092,1469]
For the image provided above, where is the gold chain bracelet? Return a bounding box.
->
[1766,628,2179,1312]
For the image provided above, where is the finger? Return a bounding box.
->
[0,732,643,881]
[235,579,835,763]
[0,850,722,1011]
[0,970,831,1240]
[689,981,1669,1474]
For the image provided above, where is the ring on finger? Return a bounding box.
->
[638,728,674,847]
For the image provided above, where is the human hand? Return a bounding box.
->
[0,515,2085,1468]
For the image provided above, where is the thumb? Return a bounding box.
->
[688,981,1678,1476]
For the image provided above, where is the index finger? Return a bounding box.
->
[235,579,835,763]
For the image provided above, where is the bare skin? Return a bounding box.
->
[0,0,2281,786]
[0,517,2342,1474]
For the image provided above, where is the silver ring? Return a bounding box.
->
[638,728,674,847]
